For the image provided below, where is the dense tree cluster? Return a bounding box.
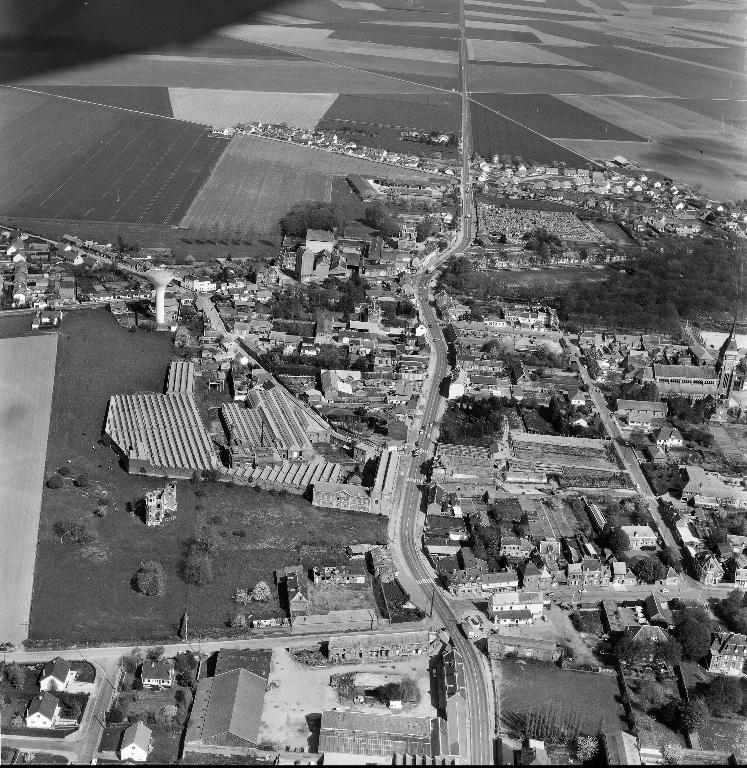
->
[715,589,747,634]
[132,561,166,597]
[524,228,563,263]
[280,202,346,237]
[440,395,509,444]
[558,235,742,333]
[673,604,713,661]
[363,202,400,238]
[180,530,218,587]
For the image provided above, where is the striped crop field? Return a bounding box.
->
[180,132,432,233]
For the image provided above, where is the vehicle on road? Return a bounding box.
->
[661,588,670,594]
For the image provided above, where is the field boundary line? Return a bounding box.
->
[468,94,604,167]
[215,32,459,96]
[0,84,215,130]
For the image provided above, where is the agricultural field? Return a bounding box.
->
[0,88,228,225]
[24,85,174,117]
[498,659,627,738]
[0,334,58,647]
[169,89,338,129]
[470,101,593,167]
[180,133,431,233]
[472,93,643,142]
[320,92,460,132]
[28,310,387,642]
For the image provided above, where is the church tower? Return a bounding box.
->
[717,315,740,397]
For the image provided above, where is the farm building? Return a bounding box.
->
[104,393,218,477]
[319,710,433,761]
[184,668,267,752]
[488,634,562,662]
[328,630,429,664]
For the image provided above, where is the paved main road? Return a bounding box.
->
[571,346,682,560]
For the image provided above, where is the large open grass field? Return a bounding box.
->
[28,310,387,643]
[0,333,58,646]
[180,133,432,234]
[0,88,229,225]
[499,660,627,738]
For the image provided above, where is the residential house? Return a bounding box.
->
[275,566,309,618]
[603,731,641,765]
[39,657,73,692]
[654,426,684,449]
[643,594,673,627]
[519,561,552,591]
[312,564,366,585]
[708,633,747,676]
[141,659,175,689]
[500,536,533,559]
[621,525,657,549]
[487,590,544,627]
[694,551,724,585]
[25,692,59,728]
[567,558,608,588]
[120,722,153,762]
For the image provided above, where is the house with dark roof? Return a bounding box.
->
[26,692,60,728]
[708,633,747,676]
[39,656,73,691]
[184,669,267,752]
[141,659,174,689]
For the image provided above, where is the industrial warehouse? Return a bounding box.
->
[103,357,400,511]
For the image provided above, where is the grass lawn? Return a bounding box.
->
[306,582,377,615]
[499,660,627,738]
[698,717,747,762]
[28,310,387,642]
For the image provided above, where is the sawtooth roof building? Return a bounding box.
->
[166,360,195,394]
[319,710,433,763]
[222,381,332,463]
[105,393,218,477]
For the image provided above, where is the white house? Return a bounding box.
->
[39,657,73,691]
[621,525,657,549]
[182,275,216,293]
[655,426,684,449]
[25,692,59,728]
[120,721,153,762]
[488,590,544,628]
[140,659,175,689]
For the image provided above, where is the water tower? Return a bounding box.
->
[146,269,174,326]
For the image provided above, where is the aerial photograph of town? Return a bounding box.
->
[0,0,745,764]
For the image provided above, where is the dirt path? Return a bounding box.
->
[0,333,58,646]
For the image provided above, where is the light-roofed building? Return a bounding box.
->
[166,360,194,394]
[319,710,433,762]
[105,393,218,477]
[184,669,267,752]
